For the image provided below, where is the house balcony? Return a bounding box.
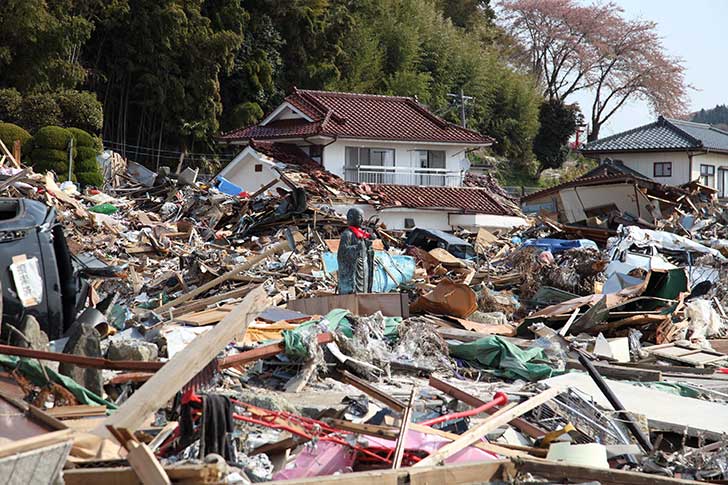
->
[344,165,463,187]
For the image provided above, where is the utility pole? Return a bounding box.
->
[67,137,74,183]
[447,87,474,128]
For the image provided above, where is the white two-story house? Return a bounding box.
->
[217,89,526,231]
[582,116,728,197]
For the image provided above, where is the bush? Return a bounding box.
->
[20,94,62,132]
[33,126,73,150]
[76,156,100,172]
[68,127,102,150]
[0,89,22,124]
[0,122,31,149]
[76,146,99,161]
[56,91,103,134]
[76,171,103,187]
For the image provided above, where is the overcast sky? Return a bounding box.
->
[570,0,728,137]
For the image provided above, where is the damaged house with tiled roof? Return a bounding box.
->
[581,116,728,197]
[217,89,527,231]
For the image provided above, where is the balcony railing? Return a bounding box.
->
[344,165,463,186]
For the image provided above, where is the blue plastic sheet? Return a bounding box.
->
[216,176,244,196]
[322,251,415,292]
[521,238,598,254]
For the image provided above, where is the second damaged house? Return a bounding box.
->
[217,89,527,231]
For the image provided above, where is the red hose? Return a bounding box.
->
[419,391,508,427]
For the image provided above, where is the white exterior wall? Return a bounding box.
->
[599,152,690,186]
[323,139,469,182]
[217,149,286,193]
[690,152,728,195]
[558,184,657,223]
[330,204,527,232]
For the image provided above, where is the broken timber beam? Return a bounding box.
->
[335,369,406,412]
[513,456,702,485]
[96,286,269,438]
[0,343,164,372]
[219,332,334,369]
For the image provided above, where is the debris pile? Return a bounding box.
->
[1,151,728,485]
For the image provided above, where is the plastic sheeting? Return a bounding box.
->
[0,355,117,409]
[282,309,401,359]
[322,251,415,293]
[521,238,598,254]
[608,226,727,261]
[449,335,555,381]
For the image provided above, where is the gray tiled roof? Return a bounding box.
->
[668,118,728,151]
[582,116,728,154]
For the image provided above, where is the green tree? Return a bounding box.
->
[0,89,22,124]
[0,0,92,92]
[330,0,540,165]
[532,99,579,171]
[85,0,244,155]
[20,93,62,132]
[56,90,103,134]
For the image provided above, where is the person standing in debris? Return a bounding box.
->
[338,208,374,294]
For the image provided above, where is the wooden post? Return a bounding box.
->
[12,140,20,166]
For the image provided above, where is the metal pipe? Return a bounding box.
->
[576,351,653,452]
[419,391,508,427]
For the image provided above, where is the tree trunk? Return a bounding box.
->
[587,121,601,142]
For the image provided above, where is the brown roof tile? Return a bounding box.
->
[221,89,493,145]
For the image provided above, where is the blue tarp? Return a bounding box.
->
[216,176,244,196]
[521,238,598,254]
[322,251,415,292]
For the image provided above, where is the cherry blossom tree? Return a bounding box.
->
[499,0,688,141]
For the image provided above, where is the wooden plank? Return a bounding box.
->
[392,388,415,468]
[413,387,562,467]
[514,456,702,485]
[126,439,171,485]
[428,376,546,438]
[47,405,107,419]
[264,460,509,485]
[219,332,334,369]
[408,460,505,485]
[169,285,252,317]
[565,360,662,382]
[0,344,164,371]
[63,464,222,485]
[96,286,269,437]
[148,421,178,451]
[335,370,406,412]
[408,423,534,458]
[326,419,399,440]
[0,429,73,459]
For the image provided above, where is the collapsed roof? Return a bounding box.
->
[247,140,518,217]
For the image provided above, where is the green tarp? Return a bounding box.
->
[449,335,555,381]
[0,355,117,409]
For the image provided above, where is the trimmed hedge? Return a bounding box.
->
[56,91,103,134]
[76,156,100,172]
[30,148,69,163]
[0,122,31,149]
[76,146,99,161]
[20,94,62,132]
[68,127,102,150]
[77,171,103,186]
[33,126,73,150]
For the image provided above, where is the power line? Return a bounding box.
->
[102,139,230,159]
